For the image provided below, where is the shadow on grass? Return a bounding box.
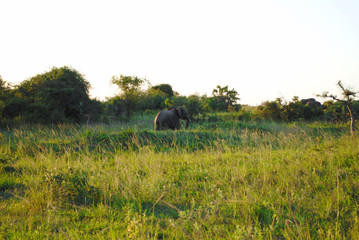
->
[110,196,185,219]
[0,153,25,200]
[19,122,351,155]
[0,178,25,200]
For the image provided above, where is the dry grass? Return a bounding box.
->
[0,117,358,239]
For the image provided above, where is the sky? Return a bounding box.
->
[1,0,358,105]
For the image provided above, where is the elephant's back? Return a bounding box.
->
[154,110,167,123]
[155,110,168,119]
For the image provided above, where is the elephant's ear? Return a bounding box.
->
[177,107,184,118]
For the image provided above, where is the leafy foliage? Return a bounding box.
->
[111,75,148,117]
[257,97,324,122]
[139,88,167,111]
[151,84,174,97]
[318,80,358,135]
[6,67,95,124]
[0,76,10,125]
[257,98,283,121]
[2,70,358,127]
[210,85,240,112]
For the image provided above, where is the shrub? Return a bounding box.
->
[111,75,148,117]
[151,84,174,97]
[139,89,166,111]
[257,99,282,121]
[15,66,92,123]
[209,85,240,112]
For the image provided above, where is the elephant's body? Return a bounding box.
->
[300,98,321,107]
[154,106,190,130]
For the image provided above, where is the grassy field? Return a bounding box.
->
[1,113,358,239]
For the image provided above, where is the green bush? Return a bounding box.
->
[257,99,282,121]
[257,97,324,122]
[14,66,93,123]
[209,85,240,112]
[139,89,166,111]
[323,100,359,123]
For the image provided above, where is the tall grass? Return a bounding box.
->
[0,116,358,239]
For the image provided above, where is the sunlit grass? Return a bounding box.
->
[0,116,358,239]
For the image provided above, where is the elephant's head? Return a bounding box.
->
[167,106,190,129]
[175,106,190,129]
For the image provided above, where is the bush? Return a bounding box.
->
[139,89,166,111]
[256,97,324,122]
[209,85,240,112]
[184,95,209,120]
[151,84,174,97]
[14,66,93,123]
[111,75,148,117]
[257,99,282,121]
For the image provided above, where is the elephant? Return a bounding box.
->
[300,98,321,107]
[154,106,190,130]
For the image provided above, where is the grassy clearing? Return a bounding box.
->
[0,115,358,239]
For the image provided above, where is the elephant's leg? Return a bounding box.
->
[158,124,167,130]
[175,121,181,130]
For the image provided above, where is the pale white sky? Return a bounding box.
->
[1,0,358,105]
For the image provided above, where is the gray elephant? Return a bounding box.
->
[300,98,321,107]
[154,106,190,130]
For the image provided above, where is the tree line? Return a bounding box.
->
[0,66,358,129]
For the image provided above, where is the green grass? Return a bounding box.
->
[0,115,358,239]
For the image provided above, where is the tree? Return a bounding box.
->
[111,75,148,117]
[280,97,323,122]
[322,100,346,122]
[210,85,240,112]
[16,66,92,123]
[0,76,8,90]
[0,77,28,122]
[257,98,283,121]
[151,84,174,98]
[318,80,358,135]
[0,76,10,125]
[139,88,166,111]
[183,94,209,120]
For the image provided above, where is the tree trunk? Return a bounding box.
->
[346,104,355,136]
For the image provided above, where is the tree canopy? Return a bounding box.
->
[318,80,358,135]
[9,66,94,123]
[210,85,240,111]
[151,84,175,97]
[111,75,148,117]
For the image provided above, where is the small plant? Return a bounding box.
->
[42,168,100,205]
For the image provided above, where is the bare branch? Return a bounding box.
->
[319,81,357,104]
[337,80,345,92]
[337,80,357,99]
[317,92,344,102]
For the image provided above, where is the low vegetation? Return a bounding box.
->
[1,67,358,238]
[1,113,358,239]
